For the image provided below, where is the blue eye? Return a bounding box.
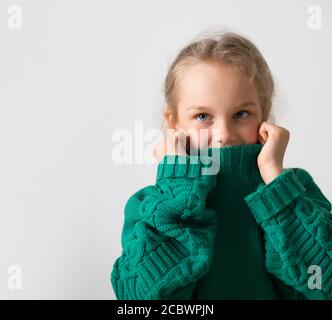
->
[234,110,249,120]
[196,113,210,122]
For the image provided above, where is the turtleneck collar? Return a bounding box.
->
[156,143,264,192]
[202,143,264,192]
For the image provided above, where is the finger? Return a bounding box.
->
[258,123,269,142]
[175,129,187,150]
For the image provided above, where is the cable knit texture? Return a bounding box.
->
[111,143,332,300]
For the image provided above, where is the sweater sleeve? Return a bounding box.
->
[110,154,219,300]
[244,167,332,300]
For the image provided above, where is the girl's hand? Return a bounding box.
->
[153,129,188,162]
[257,121,290,185]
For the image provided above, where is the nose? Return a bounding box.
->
[210,120,237,147]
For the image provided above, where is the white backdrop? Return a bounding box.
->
[0,0,331,299]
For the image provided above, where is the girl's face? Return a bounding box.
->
[172,61,264,150]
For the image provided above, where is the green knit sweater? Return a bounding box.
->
[111,143,332,300]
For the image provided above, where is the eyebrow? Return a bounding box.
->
[187,102,258,111]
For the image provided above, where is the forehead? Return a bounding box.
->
[177,61,258,106]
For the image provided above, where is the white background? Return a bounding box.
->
[0,0,331,299]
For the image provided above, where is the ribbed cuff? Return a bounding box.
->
[244,168,306,224]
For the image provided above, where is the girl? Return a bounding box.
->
[110,29,332,300]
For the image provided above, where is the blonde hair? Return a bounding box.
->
[159,27,276,132]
